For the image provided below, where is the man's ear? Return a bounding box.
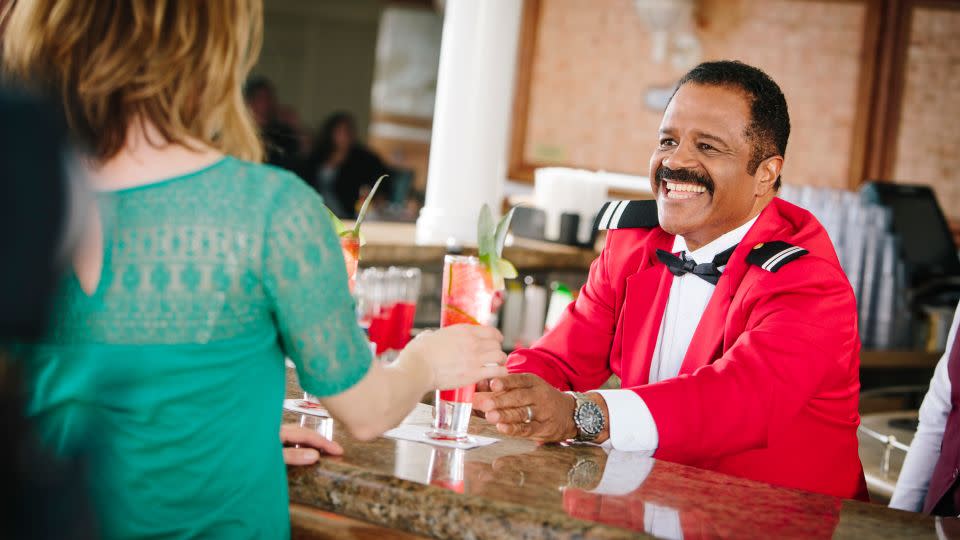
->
[755,155,783,196]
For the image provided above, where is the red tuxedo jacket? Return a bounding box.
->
[508,198,868,500]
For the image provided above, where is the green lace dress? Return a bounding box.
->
[20,157,372,539]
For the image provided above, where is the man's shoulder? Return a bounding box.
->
[595,200,659,231]
[741,239,853,301]
[596,199,666,251]
[735,210,856,321]
[747,244,847,282]
[744,199,849,285]
[744,240,812,273]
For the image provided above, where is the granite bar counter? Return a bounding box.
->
[284,376,947,539]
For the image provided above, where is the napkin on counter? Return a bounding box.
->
[283,398,330,417]
[283,401,500,450]
[382,424,499,450]
[383,403,499,450]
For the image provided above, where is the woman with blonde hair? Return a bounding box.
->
[2,1,506,538]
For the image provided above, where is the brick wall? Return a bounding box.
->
[522,0,868,188]
[892,7,960,221]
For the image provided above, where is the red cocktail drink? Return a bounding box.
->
[366,303,393,355]
[340,236,360,293]
[390,301,417,349]
[428,448,466,493]
[429,255,497,441]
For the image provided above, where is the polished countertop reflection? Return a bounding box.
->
[283,372,944,539]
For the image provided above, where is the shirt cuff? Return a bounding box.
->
[644,502,683,540]
[592,389,660,452]
[590,449,655,495]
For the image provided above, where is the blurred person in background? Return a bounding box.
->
[2,1,506,538]
[244,76,303,173]
[0,86,96,540]
[276,104,312,158]
[306,111,393,218]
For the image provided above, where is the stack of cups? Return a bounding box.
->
[534,167,608,244]
[356,266,422,363]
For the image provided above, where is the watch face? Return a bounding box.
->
[576,402,603,435]
[567,459,602,489]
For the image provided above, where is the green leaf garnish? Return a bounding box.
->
[496,258,518,280]
[494,206,516,258]
[327,175,383,250]
[353,175,387,236]
[477,204,496,259]
[476,203,518,291]
[326,206,349,236]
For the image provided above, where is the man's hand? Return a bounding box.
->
[280,424,344,465]
[473,373,583,443]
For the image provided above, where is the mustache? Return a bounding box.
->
[655,165,715,195]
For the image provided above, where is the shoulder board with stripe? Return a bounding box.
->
[594,200,659,231]
[746,241,809,272]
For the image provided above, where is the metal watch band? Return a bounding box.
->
[572,392,604,442]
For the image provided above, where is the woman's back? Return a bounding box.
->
[23,157,371,538]
[3,3,506,537]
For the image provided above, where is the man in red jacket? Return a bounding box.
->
[474,60,868,500]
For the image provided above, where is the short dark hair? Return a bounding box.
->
[672,60,790,190]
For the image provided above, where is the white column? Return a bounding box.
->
[416,0,523,246]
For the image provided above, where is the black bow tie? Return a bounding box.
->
[656,244,739,285]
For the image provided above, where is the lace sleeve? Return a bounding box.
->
[263,176,372,397]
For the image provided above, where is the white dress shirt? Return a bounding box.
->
[593,216,758,452]
[889,301,960,512]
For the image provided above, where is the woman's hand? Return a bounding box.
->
[280,424,343,465]
[404,324,507,390]
[319,325,506,442]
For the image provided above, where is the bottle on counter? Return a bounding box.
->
[517,276,547,348]
[499,280,524,350]
[544,281,574,332]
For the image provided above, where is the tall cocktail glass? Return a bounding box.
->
[428,254,497,441]
[340,236,360,293]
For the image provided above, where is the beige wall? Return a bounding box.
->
[512,0,960,228]
[252,0,383,139]
[517,0,869,190]
[892,6,960,221]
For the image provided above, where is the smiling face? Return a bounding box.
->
[649,83,782,250]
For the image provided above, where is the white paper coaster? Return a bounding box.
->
[283,401,500,450]
[283,398,330,417]
[382,424,499,450]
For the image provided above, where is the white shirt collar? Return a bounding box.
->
[673,215,759,264]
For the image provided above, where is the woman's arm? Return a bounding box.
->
[322,325,506,440]
[265,176,505,440]
[889,303,958,511]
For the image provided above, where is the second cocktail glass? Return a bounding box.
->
[428,254,498,442]
[340,236,360,293]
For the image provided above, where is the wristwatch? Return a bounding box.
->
[571,392,605,442]
[566,456,602,489]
